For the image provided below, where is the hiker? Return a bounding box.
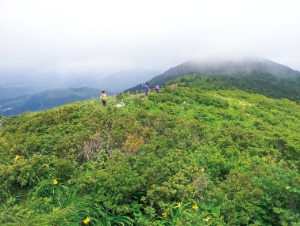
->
[142,82,150,98]
[100,90,107,106]
[155,85,160,93]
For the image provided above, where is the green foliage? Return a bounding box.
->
[209,170,263,225]
[1,84,300,225]
[173,73,300,101]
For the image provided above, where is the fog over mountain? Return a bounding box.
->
[148,57,300,84]
[1,0,300,91]
[0,68,159,100]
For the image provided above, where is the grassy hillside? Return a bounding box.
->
[170,73,300,102]
[0,85,300,225]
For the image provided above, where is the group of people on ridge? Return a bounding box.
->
[142,82,160,98]
[99,82,160,106]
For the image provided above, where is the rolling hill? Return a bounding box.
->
[128,58,300,101]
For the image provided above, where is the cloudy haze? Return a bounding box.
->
[1,0,300,87]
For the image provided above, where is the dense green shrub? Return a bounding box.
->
[1,85,300,225]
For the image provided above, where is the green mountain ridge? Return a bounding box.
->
[0,81,300,225]
[128,58,300,101]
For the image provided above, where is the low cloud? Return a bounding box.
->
[0,0,299,81]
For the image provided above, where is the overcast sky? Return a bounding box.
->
[1,0,300,77]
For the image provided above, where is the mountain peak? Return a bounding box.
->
[172,57,299,78]
[127,58,300,101]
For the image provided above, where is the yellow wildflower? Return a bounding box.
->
[204,217,210,222]
[83,217,90,225]
[192,205,199,211]
[151,184,156,188]
[52,179,58,185]
[15,155,21,161]
[174,202,182,208]
[162,212,168,218]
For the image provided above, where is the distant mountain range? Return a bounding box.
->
[0,87,106,116]
[2,58,300,116]
[128,58,300,101]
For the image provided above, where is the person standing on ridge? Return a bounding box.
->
[155,85,160,93]
[142,82,150,98]
[100,90,107,106]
